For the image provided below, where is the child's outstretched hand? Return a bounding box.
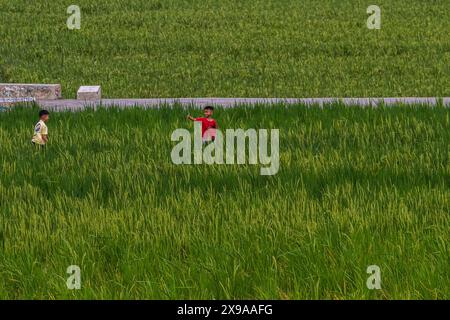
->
[187,115,195,121]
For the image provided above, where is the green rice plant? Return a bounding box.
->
[0,104,448,299]
[0,0,449,97]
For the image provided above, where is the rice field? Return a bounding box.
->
[0,0,449,98]
[0,104,448,299]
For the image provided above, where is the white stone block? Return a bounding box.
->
[77,86,101,100]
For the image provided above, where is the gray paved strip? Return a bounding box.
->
[36,97,450,111]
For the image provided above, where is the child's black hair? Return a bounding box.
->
[204,105,214,111]
[39,110,50,118]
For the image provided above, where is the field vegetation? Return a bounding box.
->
[0,0,449,98]
[0,104,448,299]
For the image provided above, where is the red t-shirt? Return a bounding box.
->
[195,117,217,139]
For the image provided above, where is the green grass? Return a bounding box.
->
[0,104,449,299]
[0,0,449,98]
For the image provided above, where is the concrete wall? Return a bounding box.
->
[0,83,61,100]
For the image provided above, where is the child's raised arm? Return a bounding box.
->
[187,115,195,121]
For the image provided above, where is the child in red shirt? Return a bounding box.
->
[187,106,217,142]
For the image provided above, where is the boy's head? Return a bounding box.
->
[204,106,214,118]
[39,110,50,122]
